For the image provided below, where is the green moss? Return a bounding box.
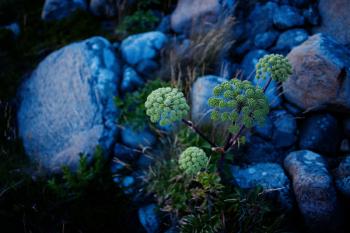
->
[116,9,159,37]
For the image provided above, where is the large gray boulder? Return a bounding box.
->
[284,150,343,233]
[283,34,350,112]
[42,0,87,20]
[18,37,120,172]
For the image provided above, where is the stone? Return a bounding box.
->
[110,161,125,174]
[42,0,86,20]
[254,115,273,140]
[303,4,320,26]
[121,67,144,93]
[156,16,171,33]
[254,31,279,49]
[314,0,350,45]
[241,50,267,78]
[17,37,120,172]
[2,22,20,37]
[247,2,278,37]
[114,143,139,162]
[273,5,305,29]
[270,110,297,148]
[299,113,340,155]
[231,163,293,209]
[90,0,118,18]
[121,31,167,67]
[170,0,222,34]
[284,102,303,116]
[121,175,135,194]
[334,156,350,197]
[232,40,253,57]
[284,150,343,233]
[252,74,281,108]
[243,136,285,164]
[121,126,156,149]
[191,75,226,126]
[275,29,308,51]
[137,154,154,170]
[283,34,350,112]
[138,204,160,233]
[136,60,159,77]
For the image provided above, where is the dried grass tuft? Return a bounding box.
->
[158,16,236,96]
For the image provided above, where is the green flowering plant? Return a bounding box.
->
[178,147,209,175]
[145,87,190,126]
[208,79,269,134]
[255,54,292,82]
[145,54,292,177]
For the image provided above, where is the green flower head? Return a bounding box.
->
[179,147,208,175]
[255,54,292,82]
[208,79,269,133]
[145,87,190,126]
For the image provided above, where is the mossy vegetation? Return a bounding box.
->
[115,78,169,130]
[116,0,177,37]
[146,143,286,232]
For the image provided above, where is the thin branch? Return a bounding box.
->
[181,119,218,148]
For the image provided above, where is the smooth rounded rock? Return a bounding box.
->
[243,136,285,164]
[247,2,277,37]
[138,204,160,233]
[170,0,223,34]
[283,34,350,112]
[299,113,340,155]
[17,37,120,172]
[254,31,279,49]
[271,110,297,148]
[231,163,293,209]
[275,29,308,51]
[121,126,156,149]
[284,150,343,233]
[121,31,167,67]
[191,75,226,126]
[42,0,86,20]
[334,156,350,197]
[121,67,144,93]
[273,5,305,29]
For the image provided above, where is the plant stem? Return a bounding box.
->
[225,76,273,151]
[181,119,217,148]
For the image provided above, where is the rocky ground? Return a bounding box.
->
[2,0,350,233]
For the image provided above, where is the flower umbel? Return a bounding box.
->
[145,87,190,126]
[179,147,209,175]
[208,79,269,133]
[255,54,292,82]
